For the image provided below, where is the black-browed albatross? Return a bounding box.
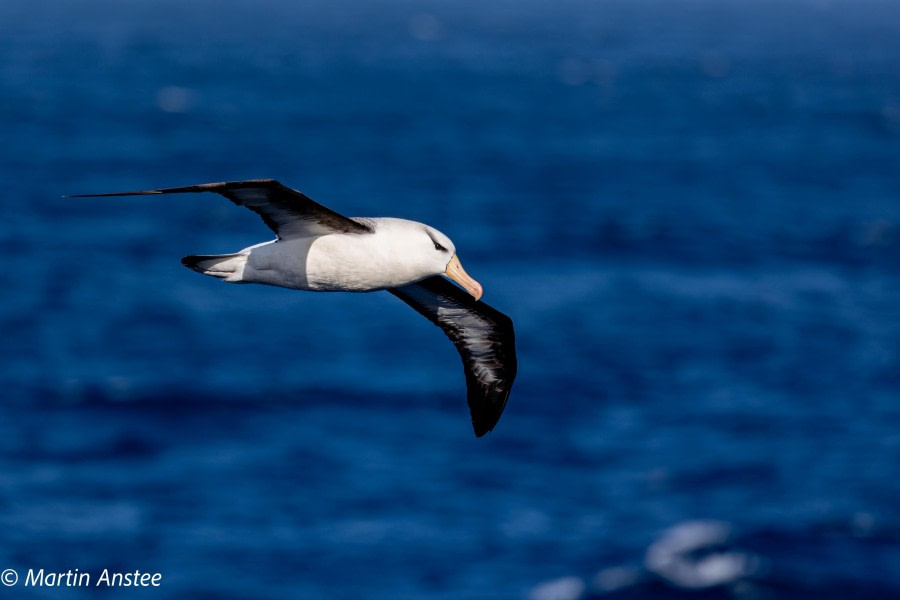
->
[72,179,516,436]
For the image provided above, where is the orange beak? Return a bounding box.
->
[444,254,483,300]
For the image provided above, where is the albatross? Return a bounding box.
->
[71,179,516,436]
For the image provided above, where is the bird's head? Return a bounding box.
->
[422,225,483,301]
[371,218,484,299]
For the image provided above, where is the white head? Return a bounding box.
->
[372,218,483,299]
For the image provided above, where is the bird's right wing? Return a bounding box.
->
[388,276,517,437]
[68,179,373,238]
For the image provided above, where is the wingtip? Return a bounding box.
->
[65,179,286,199]
[472,411,502,437]
[473,425,493,438]
[64,190,165,198]
[470,374,516,438]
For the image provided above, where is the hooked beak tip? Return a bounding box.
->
[444,254,483,301]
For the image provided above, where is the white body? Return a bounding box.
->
[202,217,458,292]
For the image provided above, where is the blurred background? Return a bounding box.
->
[2,0,900,597]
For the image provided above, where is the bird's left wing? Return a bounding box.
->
[388,276,517,437]
[68,179,373,238]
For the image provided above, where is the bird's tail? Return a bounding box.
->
[181,253,248,283]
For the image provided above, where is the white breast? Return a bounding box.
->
[240,218,438,292]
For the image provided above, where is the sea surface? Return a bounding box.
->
[2,0,900,598]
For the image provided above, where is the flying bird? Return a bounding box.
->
[71,179,516,436]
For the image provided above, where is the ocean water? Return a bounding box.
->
[2,0,900,597]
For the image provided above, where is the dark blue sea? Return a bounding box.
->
[2,0,900,597]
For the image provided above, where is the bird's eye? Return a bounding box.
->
[434,241,448,252]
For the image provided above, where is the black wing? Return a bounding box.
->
[389,276,517,437]
[69,179,373,238]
